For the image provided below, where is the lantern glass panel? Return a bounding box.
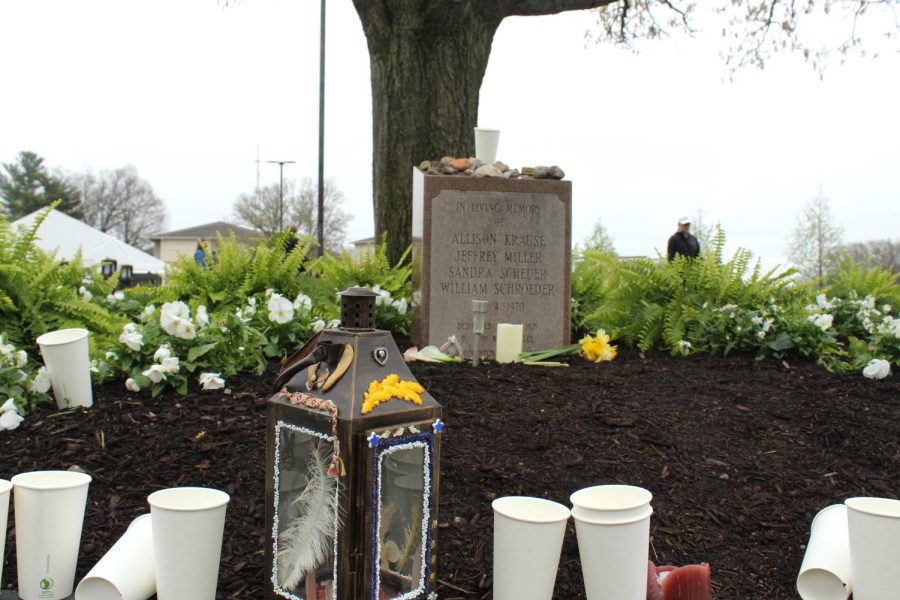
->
[272,422,340,599]
[374,437,432,600]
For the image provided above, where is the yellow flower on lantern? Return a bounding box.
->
[362,374,425,414]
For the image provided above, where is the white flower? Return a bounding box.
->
[0,343,14,362]
[196,305,209,327]
[293,293,312,312]
[125,378,141,392]
[815,294,834,309]
[327,319,341,329]
[15,350,27,368]
[105,350,118,360]
[248,297,257,308]
[391,298,408,315]
[312,317,326,332]
[0,398,17,413]
[0,410,24,431]
[756,330,766,340]
[199,372,225,390]
[153,345,172,362]
[140,304,156,321]
[79,286,92,299]
[751,316,763,325]
[142,364,168,383]
[808,313,834,332]
[267,293,294,324]
[883,304,892,314]
[90,359,102,374]
[878,316,900,338]
[172,318,196,340]
[762,318,774,332]
[160,301,191,335]
[160,356,180,374]
[862,358,891,380]
[861,295,876,310]
[411,290,421,307]
[676,340,692,356]
[30,367,51,393]
[123,322,138,334]
[119,330,144,352]
[373,286,392,307]
[114,290,125,301]
[82,276,93,285]
[16,370,27,382]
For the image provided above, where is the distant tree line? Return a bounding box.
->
[0,150,168,250]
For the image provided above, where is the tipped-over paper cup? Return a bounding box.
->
[149,487,230,600]
[0,479,10,589]
[36,328,93,408]
[796,505,852,600]
[12,470,92,600]
[474,127,500,166]
[845,496,900,600]
[492,496,570,600]
[76,514,156,600]
[570,485,653,600]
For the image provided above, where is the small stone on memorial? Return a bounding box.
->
[521,166,534,176]
[494,160,509,173]
[441,165,458,175]
[548,165,565,179]
[449,157,470,170]
[440,156,454,166]
[470,158,484,169]
[427,167,441,175]
[419,160,432,171]
[474,164,502,177]
[533,166,549,179]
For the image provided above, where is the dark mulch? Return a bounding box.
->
[1,348,898,599]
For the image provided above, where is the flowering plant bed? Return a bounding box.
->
[0,349,897,599]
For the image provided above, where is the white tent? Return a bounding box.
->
[12,209,167,275]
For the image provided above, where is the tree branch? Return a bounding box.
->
[495,0,617,18]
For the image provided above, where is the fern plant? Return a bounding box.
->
[0,205,123,349]
[826,254,900,307]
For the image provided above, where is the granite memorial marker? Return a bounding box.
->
[412,168,571,359]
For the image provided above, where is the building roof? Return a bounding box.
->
[150,221,262,241]
[13,209,167,274]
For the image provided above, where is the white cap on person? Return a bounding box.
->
[678,216,691,225]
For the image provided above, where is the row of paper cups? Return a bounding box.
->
[0,471,229,600]
[797,497,900,600]
[493,484,654,600]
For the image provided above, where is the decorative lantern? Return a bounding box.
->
[266,287,443,600]
[119,264,134,286]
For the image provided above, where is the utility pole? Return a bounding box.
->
[267,160,295,233]
[317,0,326,256]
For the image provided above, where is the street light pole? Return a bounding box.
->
[317,0,326,256]
[267,160,295,232]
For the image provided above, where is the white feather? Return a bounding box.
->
[278,439,339,590]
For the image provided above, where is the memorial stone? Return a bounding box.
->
[412,168,571,359]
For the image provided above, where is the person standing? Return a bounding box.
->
[667,217,700,261]
[194,240,207,267]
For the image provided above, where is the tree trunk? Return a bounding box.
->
[352,1,612,264]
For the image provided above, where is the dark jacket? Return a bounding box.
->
[667,232,700,261]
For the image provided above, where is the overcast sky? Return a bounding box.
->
[1,0,898,271]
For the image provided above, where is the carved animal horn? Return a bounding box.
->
[321,344,354,392]
[305,363,319,391]
[314,367,330,389]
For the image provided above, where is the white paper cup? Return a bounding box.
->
[570,485,653,600]
[474,127,500,166]
[495,323,523,364]
[12,470,92,600]
[148,487,230,600]
[492,496,570,600]
[796,505,852,600]
[36,328,93,408]
[0,479,11,589]
[75,514,156,600]
[845,496,900,600]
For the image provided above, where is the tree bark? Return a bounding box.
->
[353,0,613,264]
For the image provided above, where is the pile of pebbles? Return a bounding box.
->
[418,156,565,180]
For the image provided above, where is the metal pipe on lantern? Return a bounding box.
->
[471,300,489,367]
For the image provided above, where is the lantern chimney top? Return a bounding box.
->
[339,286,377,330]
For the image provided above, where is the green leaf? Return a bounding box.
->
[151,382,165,398]
[133,375,151,389]
[768,332,794,352]
[176,378,188,395]
[187,342,218,362]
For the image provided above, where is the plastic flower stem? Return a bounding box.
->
[519,343,580,362]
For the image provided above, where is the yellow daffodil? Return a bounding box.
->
[362,373,425,414]
[578,329,617,363]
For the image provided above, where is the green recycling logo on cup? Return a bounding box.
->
[39,577,53,590]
